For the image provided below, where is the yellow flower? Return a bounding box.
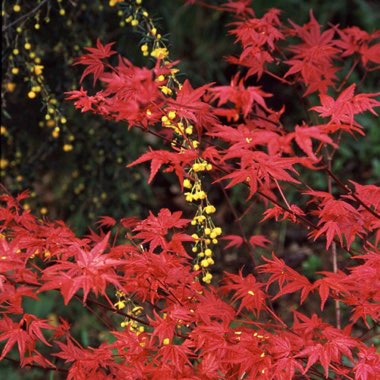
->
[151,47,168,59]
[168,110,176,120]
[0,159,9,169]
[114,300,126,310]
[160,86,172,95]
[33,65,44,75]
[183,179,192,189]
[6,83,16,92]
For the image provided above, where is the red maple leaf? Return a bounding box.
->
[311,83,380,125]
[128,148,197,185]
[0,314,54,364]
[133,209,190,251]
[290,124,335,161]
[40,233,124,304]
[75,39,116,84]
[221,271,266,315]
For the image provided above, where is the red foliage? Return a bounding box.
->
[1,1,380,378]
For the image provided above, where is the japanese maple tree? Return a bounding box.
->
[1,0,380,379]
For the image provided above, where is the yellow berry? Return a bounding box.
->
[151,27,157,36]
[193,264,200,271]
[13,4,21,12]
[63,144,73,152]
[60,117,67,124]
[131,19,139,26]
[163,338,170,345]
[34,24,40,30]
[205,249,212,257]
[59,9,66,16]
[28,91,36,99]
[12,49,19,55]
[191,234,199,240]
[185,126,193,134]
[40,207,48,215]
[24,42,31,50]
[141,44,148,53]
[11,67,19,75]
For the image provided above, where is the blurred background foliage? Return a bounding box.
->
[1,0,379,377]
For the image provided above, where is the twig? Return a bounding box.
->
[324,166,380,220]
[3,356,67,373]
[2,0,50,32]
[326,147,341,329]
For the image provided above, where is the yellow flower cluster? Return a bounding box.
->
[122,1,221,284]
[184,173,222,283]
[114,291,145,335]
[109,0,124,6]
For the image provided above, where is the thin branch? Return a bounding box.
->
[216,180,257,268]
[326,147,341,329]
[3,356,67,373]
[324,166,380,219]
[2,0,50,32]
